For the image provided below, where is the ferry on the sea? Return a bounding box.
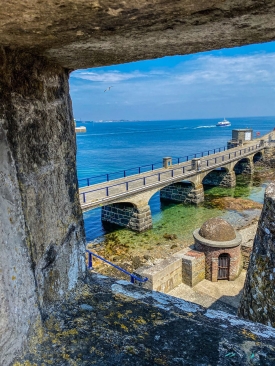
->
[216,118,231,127]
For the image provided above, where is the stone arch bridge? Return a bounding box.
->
[79,134,274,232]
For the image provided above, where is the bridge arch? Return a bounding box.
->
[253,151,263,163]
[234,157,254,175]
[202,167,236,188]
[160,180,204,205]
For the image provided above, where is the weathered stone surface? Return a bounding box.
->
[239,182,275,327]
[199,218,236,241]
[0,48,86,365]
[2,1,275,70]
[15,274,275,366]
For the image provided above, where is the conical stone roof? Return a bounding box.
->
[199,217,236,242]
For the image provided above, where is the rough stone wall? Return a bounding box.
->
[102,202,152,232]
[194,242,241,282]
[239,183,275,327]
[160,182,204,204]
[202,170,236,188]
[0,48,86,364]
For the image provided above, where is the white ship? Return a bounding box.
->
[216,118,231,127]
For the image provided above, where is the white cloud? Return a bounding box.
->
[74,70,149,83]
[70,51,275,120]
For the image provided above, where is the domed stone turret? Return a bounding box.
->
[193,217,242,282]
[199,217,236,242]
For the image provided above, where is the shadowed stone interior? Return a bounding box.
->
[199,218,236,241]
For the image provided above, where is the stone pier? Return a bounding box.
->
[102,203,152,232]
[202,169,236,188]
[160,182,204,205]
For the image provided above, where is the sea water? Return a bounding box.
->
[75,116,275,243]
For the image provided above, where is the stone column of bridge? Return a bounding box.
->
[0,48,86,363]
[160,182,204,205]
[102,203,152,232]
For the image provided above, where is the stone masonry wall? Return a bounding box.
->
[203,170,236,188]
[160,182,204,204]
[102,203,152,232]
[194,242,242,282]
[135,257,182,293]
[0,49,86,365]
[239,183,275,327]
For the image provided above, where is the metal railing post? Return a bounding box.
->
[106,187,109,196]
[83,192,86,203]
[88,252,93,269]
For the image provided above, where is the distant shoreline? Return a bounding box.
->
[75,115,275,124]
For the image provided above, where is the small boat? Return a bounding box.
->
[216,118,231,127]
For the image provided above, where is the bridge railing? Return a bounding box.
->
[86,249,148,284]
[80,142,263,206]
[78,145,228,187]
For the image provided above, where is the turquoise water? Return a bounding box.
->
[76,116,275,242]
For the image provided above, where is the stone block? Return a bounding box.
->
[135,257,182,293]
[174,250,205,287]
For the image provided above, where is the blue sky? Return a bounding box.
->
[70,42,275,121]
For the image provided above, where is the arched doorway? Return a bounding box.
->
[218,253,230,280]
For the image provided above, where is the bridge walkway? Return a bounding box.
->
[79,134,272,211]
